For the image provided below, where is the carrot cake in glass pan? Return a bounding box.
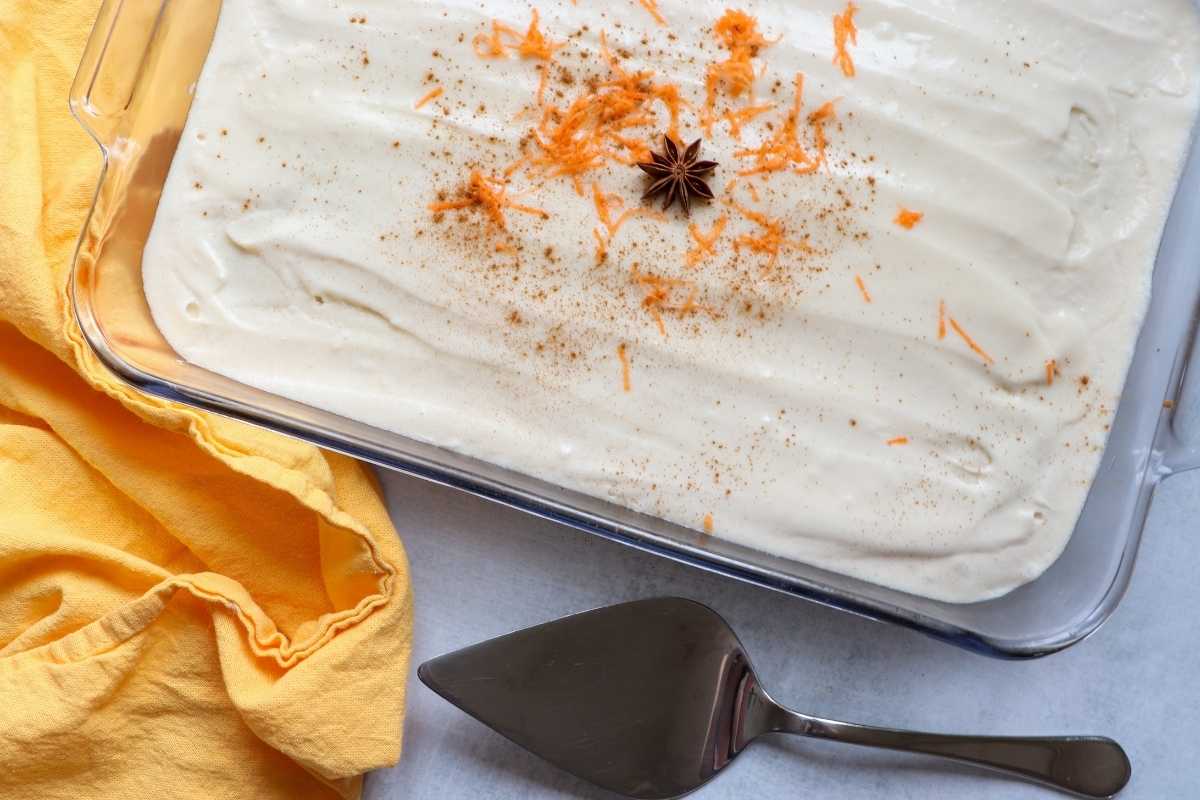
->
[142,0,1200,602]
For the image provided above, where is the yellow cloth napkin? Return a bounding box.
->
[0,2,413,798]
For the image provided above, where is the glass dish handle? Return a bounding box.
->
[69,0,163,146]
[1161,309,1200,474]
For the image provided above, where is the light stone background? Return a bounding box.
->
[364,459,1200,800]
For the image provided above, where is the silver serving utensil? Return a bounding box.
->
[419,598,1130,799]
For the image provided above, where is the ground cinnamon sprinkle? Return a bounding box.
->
[886,436,909,446]
[832,2,860,78]
[413,86,443,109]
[854,274,872,303]
[685,214,728,267]
[895,208,924,229]
[618,342,632,391]
[949,317,995,365]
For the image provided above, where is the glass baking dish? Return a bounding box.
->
[69,0,1200,659]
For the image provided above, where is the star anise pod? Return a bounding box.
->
[636,135,718,216]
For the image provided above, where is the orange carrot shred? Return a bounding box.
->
[703,513,715,534]
[886,437,909,447]
[637,0,668,27]
[630,266,711,336]
[722,102,775,140]
[474,11,562,62]
[735,75,829,176]
[429,171,548,230]
[832,2,860,78]
[703,10,777,134]
[536,62,550,106]
[937,299,947,340]
[730,200,811,270]
[592,227,609,264]
[473,19,519,58]
[591,182,662,263]
[618,343,633,392]
[895,208,924,229]
[530,31,684,183]
[949,317,995,366]
[685,214,728,267]
[1046,359,1058,386]
[414,86,443,109]
[514,10,564,61]
[855,274,872,304]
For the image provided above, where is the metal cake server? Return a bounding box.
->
[419,598,1130,799]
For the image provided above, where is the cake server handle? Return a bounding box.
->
[759,702,1131,798]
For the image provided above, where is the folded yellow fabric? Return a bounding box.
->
[0,3,412,798]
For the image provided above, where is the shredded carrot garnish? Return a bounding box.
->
[473,19,520,58]
[895,208,924,229]
[630,267,713,336]
[948,317,995,366]
[633,269,683,336]
[722,102,775,140]
[502,156,527,179]
[591,182,662,263]
[414,86,443,110]
[730,200,810,270]
[609,134,654,165]
[429,171,548,230]
[650,83,688,142]
[475,10,564,61]
[802,100,838,174]
[855,274,872,303]
[886,437,909,447]
[832,2,859,78]
[735,75,828,176]
[746,182,760,203]
[937,299,946,340]
[516,10,564,61]
[536,62,550,106]
[530,32,684,183]
[703,10,777,134]
[703,513,714,534]
[1045,359,1058,386]
[685,214,728,267]
[636,0,668,27]
[474,11,562,110]
[618,343,633,392]
[592,227,609,264]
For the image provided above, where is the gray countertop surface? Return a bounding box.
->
[364,467,1200,800]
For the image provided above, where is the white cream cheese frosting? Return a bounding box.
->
[142,0,1200,602]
